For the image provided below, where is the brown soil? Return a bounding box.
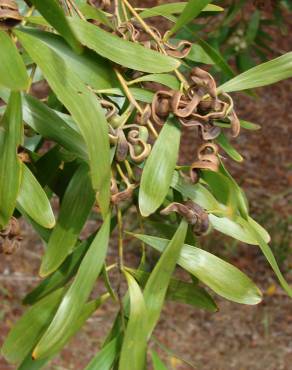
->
[1,2,292,370]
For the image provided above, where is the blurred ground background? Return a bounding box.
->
[1,1,292,369]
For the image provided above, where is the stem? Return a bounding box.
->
[121,0,189,89]
[67,0,86,20]
[116,205,126,330]
[124,159,135,181]
[26,64,37,93]
[114,0,122,26]
[114,68,158,138]
[116,163,131,186]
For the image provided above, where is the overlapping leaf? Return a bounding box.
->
[17,164,55,229]
[40,164,95,276]
[33,213,111,359]
[132,234,262,305]
[68,18,180,73]
[16,29,111,216]
[0,31,28,91]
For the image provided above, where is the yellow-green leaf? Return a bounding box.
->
[0,91,23,228]
[29,0,83,53]
[16,29,111,216]
[139,116,181,217]
[132,234,262,305]
[33,213,111,359]
[119,271,147,370]
[68,17,180,73]
[0,31,28,91]
[17,164,55,229]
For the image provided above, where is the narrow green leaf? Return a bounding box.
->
[197,38,235,79]
[143,220,188,333]
[128,268,217,312]
[17,164,55,229]
[85,338,119,370]
[219,52,292,92]
[240,119,261,131]
[0,91,23,228]
[1,288,64,364]
[33,213,111,359]
[68,18,180,73]
[139,3,223,19]
[245,10,260,44]
[242,219,292,297]
[16,29,111,216]
[151,351,168,370]
[19,28,116,90]
[139,116,181,217]
[132,234,262,305]
[97,87,154,103]
[119,271,148,370]
[29,0,83,53]
[0,31,28,91]
[216,132,243,162]
[169,0,212,37]
[129,73,180,90]
[23,237,92,304]
[40,164,95,276]
[22,94,87,160]
[186,43,215,64]
[79,4,113,29]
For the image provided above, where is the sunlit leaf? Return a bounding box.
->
[33,213,111,359]
[17,164,55,229]
[29,0,83,53]
[131,233,262,305]
[219,52,292,92]
[129,73,180,90]
[139,116,181,217]
[0,92,23,228]
[68,18,180,73]
[216,132,243,162]
[119,271,147,370]
[0,31,28,91]
[16,29,111,216]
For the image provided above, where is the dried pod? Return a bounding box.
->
[128,129,151,163]
[229,110,241,137]
[190,142,219,178]
[116,129,129,162]
[161,201,209,235]
[164,39,192,59]
[100,99,118,120]
[0,238,20,255]
[171,91,202,118]
[190,67,217,98]
[151,90,173,125]
[0,217,20,237]
[111,183,136,204]
[0,0,22,30]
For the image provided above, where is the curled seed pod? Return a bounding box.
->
[139,104,152,126]
[0,0,22,30]
[116,129,129,162]
[190,143,219,180]
[117,22,140,42]
[111,183,136,205]
[164,39,192,59]
[201,125,221,140]
[229,110,241,137]
[151,90,173,125]
[190,67,217,98]
[128,128,151,163]
[161,201,209,235]
[100,99,118,120]
[89,0,111,11]
[171,91,202,118]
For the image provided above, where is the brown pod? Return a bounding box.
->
[0,0,22,29]
[116,129,129,162]
[165,40,192,59]
[151,90,173,125]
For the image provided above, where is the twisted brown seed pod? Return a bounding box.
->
[128,129,151,163]
[190,67,217,98]
[115,129,129,162]
[0,0,22,29]
[164,40,192,59]
[161,201,209,235]
[151,90,173,125]
[111,183,136,205]
[0,217,20,237]
[171,90,202,118]
[100,99,118,120]
[190,143,219,182]
[0,238,20,255]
